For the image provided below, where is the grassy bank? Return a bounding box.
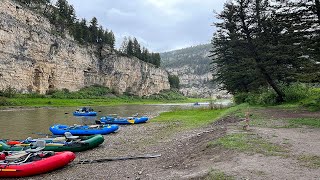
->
[153,108,226,129]
[1,97,208,107]
[0,86,210,107]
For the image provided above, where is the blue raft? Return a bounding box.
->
[73,111,97,116]
[49,124,119,135]
[98,115,149,125]
[73,107,97,116]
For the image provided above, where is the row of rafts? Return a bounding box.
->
[0,108,150,178]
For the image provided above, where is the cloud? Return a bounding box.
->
[66,0,225,52]
[107,8,135,17]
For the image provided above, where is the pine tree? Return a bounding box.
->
[133,38,141,59]
[107,30,115,49]
[89,17,98,44]
[119,37,129,54]
[212,1,265,94]
[127,39,134,56]
[141,47,149,62]
[273,0,320,82]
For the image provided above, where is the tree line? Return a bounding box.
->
[14,0,115,49]
[211,0,320,102]
[14,0,162,67]
[119,37,161,67]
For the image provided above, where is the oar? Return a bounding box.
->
[0,169,19,172]
[32,132,59,138]
[76,154,161,164]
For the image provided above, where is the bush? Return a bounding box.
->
[301,88,320,111]
[234,93,248,104]
[144,90,186,100]
[282,83,312,103]
[0,97,14,106]
[50,85,111,99]
[233,83,317,106]
[1,86,17,98]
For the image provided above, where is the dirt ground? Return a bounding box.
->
[12,108,320,180]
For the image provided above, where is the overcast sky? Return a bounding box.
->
[67,0,226,52]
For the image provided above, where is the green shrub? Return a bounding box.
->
[301,88,320,111]
[1,86,17,98]
[144,90,186,100]
[0,97,14,106]
[234,83,317,106]
[282,83,312,103]
[233,92,248,104]
[50,85,111,99]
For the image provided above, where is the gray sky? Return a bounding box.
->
[67,0,226,52]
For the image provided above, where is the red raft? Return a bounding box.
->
[0,151,75,178]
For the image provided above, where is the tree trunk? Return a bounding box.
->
[256,64,285,102]
[238,0,285,102]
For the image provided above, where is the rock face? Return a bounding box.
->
[0,0,170,96]
[161,44,227,98]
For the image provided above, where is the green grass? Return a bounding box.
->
[211,133,287,156]
[298,155,320,168]
[140,106,242,146]
[1,97,209,107]
[153,108,228,129]
[202,170,235,180]
[287,118,320,128]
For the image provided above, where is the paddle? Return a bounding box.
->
[0,169,19,172]
[76,154,161,164]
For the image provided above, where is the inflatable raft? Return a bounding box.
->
[49,124,119,135]
[0,150,75,177]
[98,115,149,125]
[0,134,104,152]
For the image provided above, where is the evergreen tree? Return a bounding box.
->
[273,0,320,82]
[133,38,141,59]
[89,17,98,44]
[141,47,149,63]
[212,1,265,94]
[154,53,161,67]
[168,75,180,89]
[119,37,129,54]
[127,39,134,56]
[107,30,115,48]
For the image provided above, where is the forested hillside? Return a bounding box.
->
[160,44,224,98]
[161,44,211,75]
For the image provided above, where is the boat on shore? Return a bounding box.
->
[0,140,75,178]
[98,115,149,125]
[0,134,104,152]
[49,124,119,135]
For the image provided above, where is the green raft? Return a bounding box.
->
[0,134,104,152]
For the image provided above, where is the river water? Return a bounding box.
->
[0,100,232,140]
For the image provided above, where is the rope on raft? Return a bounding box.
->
[76,154,161,164]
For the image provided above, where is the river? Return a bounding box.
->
[0,100,232,140]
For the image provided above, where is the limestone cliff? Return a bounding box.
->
[161,44,226,98]
[0,0,170,96]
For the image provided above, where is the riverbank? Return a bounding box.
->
[19,104,320,179]
[0,97,212,109]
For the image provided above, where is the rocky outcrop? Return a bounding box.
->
[0,0,170,96]
[161,44,228,98]
[166,66,220,98]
